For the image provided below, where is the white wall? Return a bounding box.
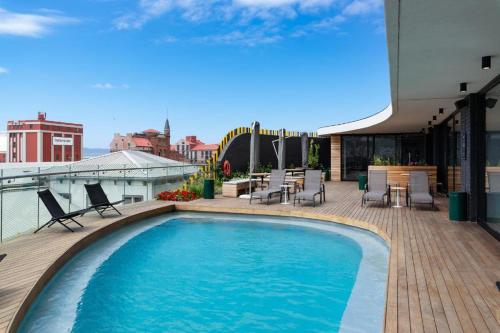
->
[0,132,7,153]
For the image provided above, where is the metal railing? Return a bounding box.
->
[0,163,199,242]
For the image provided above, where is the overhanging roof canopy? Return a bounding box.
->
[319,0,500,135]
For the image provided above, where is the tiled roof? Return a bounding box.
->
[191,144,219,151]
[132,137,153,147]
[143,129,160,134]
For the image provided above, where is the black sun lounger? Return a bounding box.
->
[83,183,123,217]
[35,189,84,233]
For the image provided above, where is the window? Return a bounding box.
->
[342,136,369,181]
[447,115,461,192]
[123,195,143,205]
[342,133,426,181]
[485,82,500,230]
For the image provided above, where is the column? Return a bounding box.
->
[460,93,486,221]
[330,135,341,181]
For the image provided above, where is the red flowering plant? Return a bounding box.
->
[156,189,198,202]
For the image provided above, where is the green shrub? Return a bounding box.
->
[308,140,320,169]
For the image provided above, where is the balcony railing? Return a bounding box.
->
[0,163,199,242]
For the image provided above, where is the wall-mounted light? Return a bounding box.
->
[482,56,491,70]
[486,98,497,109]
[428,121,432,126]
[439,108,444,114]
[460,82,467,93]
[433,115,437,121]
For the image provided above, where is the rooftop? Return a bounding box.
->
[191,144,219,151]
[318,0,500,135]
[0,182,498,332]
[70,150,183,168]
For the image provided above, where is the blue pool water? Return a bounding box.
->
[19,214,388,333]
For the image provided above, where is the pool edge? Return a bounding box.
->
[9,203,391,333]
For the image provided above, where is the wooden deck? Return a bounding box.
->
[0,181,499,332]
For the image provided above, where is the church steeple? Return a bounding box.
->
[164,117,170,136]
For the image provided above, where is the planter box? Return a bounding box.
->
[368,165,438,193]
[222,179,256,198]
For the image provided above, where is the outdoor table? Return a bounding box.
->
[281,184,292,205]
[392,186,406,208]
[250,172,270,190]
[263,176,302,193]
[285,168,306,176]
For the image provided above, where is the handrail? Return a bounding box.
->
[0,164,197,182]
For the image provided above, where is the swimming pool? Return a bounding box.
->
[19,213,388,333]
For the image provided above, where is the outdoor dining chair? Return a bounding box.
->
[407,171,434,209]
[249,169,286,205]
[83,183,124,217]
[35,189,84,233]
[294,169,324,207]
[362,170,391,207]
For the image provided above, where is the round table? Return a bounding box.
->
[281,184,292,205]
[392,186,406,208]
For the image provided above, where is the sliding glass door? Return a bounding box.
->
[485,83,500,232]
[342,136,369,181]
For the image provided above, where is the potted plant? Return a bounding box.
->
[203,160,215,199]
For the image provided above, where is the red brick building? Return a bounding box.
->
[110,118,184,160]
[6,113,83,163]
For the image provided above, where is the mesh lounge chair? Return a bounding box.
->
[362,170,390,207]
[83,183,123,217]
[488,172,500,192]
[294,170,324,207]
[35,189,84,233]
[407,171,434,209]
[250,169,286,205]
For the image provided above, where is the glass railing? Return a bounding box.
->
[0,163,199,242]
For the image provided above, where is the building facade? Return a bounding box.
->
[190,144,219,163]
[6,113,83,163]
[110,118,183,161]
[173,136,218,163]
[317,0,500,239]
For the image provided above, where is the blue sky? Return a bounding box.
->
[0,0,389,148]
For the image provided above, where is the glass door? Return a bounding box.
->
[341,136,369,181]
[485,83,500,233]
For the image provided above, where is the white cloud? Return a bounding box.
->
[0,8,78,37]
[0,66,8,74]
[342,0,383,16]
[92,83,130,89]
[114,0,337,30]
[115,0,384,45]
[195,28,282,46]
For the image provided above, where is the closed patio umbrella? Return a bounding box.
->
[278,129,286,170]
[249,121,260,173]
[301,132,308,168]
